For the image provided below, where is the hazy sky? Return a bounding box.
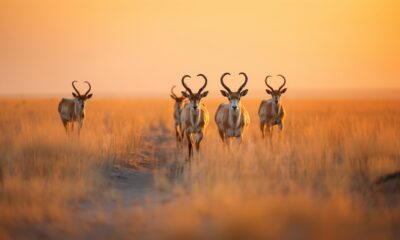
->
[0,0,399,97]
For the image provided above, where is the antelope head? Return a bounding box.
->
[170,85,186,106]
[72,80,93,110]
[265,74,287,105]
[220,72,249,112]
[181,74,209,111]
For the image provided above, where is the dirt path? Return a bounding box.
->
[68,121,187,239]
[105,120,180,207]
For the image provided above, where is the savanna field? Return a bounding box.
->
[0,98,399,240]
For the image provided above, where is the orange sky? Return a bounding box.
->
[0,0,399,97]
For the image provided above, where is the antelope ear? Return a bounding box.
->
[72,92,78,98]
[86,94,93,99]
[280,88,287,94]
[240,89,248,97]
[266,89,272,94]
[220,90,229,97]
[181,91,189,98]
[170,94,176,100]
[200,91,209,98]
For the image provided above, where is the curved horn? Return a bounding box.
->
[170,85,178,97]
[220,72,232,93]
[72,80,81,96]
[277,74,286,91]
[84,81,92,96]
[238,72,248,92]
[197,74,208,94]
[264,75,274,91]
[181,75,193,95]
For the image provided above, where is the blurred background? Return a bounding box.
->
[0,0,399,98]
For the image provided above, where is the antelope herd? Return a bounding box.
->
[58,73,287,158]
[170,72,288,158]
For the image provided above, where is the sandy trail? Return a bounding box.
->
[73,121,180,240]
[104,121,179,208]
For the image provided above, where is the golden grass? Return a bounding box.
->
[0,98,399,239]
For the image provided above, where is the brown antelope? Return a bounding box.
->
[258,74,287,138]
[170,85,187,142]
[215,72,250,144]
[58,81,93,135]
[180,74,210,158]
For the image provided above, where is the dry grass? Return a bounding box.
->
[0,98,399,239]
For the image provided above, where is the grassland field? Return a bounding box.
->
[0,98,399,240]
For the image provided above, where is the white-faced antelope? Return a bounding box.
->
[58,81,93,135]
[215,72,250,144]
[170,85,187,142]
[258,74,287,138]
[180,74,210,158]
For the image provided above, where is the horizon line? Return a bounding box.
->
[0,88,399,99]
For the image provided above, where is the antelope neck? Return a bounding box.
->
[272,101,280,117]
[190,107,201,126]
[229,105,241,128]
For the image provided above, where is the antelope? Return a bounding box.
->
[170,85,187,142]
[258,74,287,138]
[180,74,210,158]
[58,81,93,135]
[215,72,250,144]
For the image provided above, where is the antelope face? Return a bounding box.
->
[171,96,185,108]
[182,92,209,111]
[220,90,248,112]
[266,90,286,105]
[264,74,287,105]
[220,72,249,112]
[174,96,186,104]
[176,97,186,109]
[73,94,93,110]
[72,80,93,111]
[170,85,186,109]
[180,73,209,112]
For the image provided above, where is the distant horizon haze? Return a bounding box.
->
[1,87,399,100]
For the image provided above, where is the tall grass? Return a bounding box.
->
[0,98,399,239]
